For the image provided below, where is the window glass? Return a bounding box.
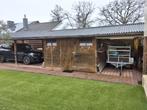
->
[47,39,57,46]
[80,39,92,47]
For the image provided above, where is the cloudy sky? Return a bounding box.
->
[0,0,113,22]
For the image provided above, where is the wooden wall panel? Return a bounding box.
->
[44,38,97,73]
[72,38,96,72]
[60,39,76,71]
[52,40,61,66]
[25,40,43,50]
[44,40,61,67]
[16,40,43,50]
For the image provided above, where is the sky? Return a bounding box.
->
[0,0,113,23]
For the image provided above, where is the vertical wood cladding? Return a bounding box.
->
[60,39,76,71]
[72,38,96,72]
[44,38,96,73]
[44,40,61,67]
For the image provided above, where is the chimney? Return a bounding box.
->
[7,21,16,31]
[23,14,28,30]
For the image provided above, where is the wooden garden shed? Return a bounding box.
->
[12,23,145,73]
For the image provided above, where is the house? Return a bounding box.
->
[7,20,32,33]
[12,21,145,73]
[15,16,60,50]
[1,16,60,50]
[0,20,24,42]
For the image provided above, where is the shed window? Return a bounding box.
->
[47,39,57,46]
[80,39,93,47]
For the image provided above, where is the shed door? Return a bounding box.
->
[60,39,77,71]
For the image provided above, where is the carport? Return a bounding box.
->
[96,36,143,73]
[10,16,60,65]
[12,39,44,65]
[11,22,145,74]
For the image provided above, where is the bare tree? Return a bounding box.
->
[71,1,95,28]
[50,1,95,28]
[64,13,75,29]
[50,5,65,22]
[98,0,144,25]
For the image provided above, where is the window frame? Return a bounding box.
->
[79,39,93,47]
[47,39,57,47]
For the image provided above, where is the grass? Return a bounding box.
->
[0,70,146,110]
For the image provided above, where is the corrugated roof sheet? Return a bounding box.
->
[12,23,144,40]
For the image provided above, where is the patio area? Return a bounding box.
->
[0,63,142,85]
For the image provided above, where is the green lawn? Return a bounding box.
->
[0,70,147,110]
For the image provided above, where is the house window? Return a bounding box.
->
[47,39,57,46]
[80,39,93,47]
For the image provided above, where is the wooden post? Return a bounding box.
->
[51,42,54,70]
[14,40,18,65]
[95,38,98,73]
[42,40,44,54]
[42,40,44,67]
[42,40,47,68]
[60,40,62,66]
[143,37,147,74]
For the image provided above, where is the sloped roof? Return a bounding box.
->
[12,22,144,40]
[17,21,60,32]
[8,21,33,33]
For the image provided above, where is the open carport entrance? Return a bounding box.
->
[12,39,44,65]
[96,37,143,75]
[15,39,44,51]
